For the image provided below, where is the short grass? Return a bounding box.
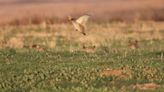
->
[0,22,164,92]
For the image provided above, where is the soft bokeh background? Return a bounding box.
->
[0,0,164,25]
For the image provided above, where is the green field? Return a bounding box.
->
[0,22,164,91]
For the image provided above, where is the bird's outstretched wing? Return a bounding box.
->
[76,15,90,26]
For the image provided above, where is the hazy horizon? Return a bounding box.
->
[0,0,164,25]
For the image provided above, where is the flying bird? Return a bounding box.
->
[68,15,90,35]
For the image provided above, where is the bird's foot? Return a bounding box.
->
[82,32,86,36]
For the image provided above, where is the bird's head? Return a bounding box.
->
[68,16,76,21]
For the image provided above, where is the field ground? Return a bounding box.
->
[0,21,164,91]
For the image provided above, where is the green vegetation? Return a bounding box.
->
[0,40,164,92]
[0,23,164,91]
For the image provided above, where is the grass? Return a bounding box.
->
[0,22,164,92]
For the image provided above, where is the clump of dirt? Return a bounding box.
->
[132,83,160,90]
[100,67,132,79]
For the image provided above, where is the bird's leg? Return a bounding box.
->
[82,31,86,36]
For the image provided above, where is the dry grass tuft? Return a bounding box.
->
[0,21,164,50]
[78,35,103,47]
[47,39,56,49]
[7,37,24,48]
[0,40,7,49]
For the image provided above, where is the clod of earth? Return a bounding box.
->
[132,83,160,90]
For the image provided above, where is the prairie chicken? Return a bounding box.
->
[128,40,139,49]
[68,15,90,36]
[82,45,96,53]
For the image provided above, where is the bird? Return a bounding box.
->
[68,15,90,36]
[128,40,139,49]
[82,44,96,53]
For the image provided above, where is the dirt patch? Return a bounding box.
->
[100,67,132,79]
[132,83,160,90]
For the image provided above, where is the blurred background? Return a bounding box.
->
[0,0,164,25]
